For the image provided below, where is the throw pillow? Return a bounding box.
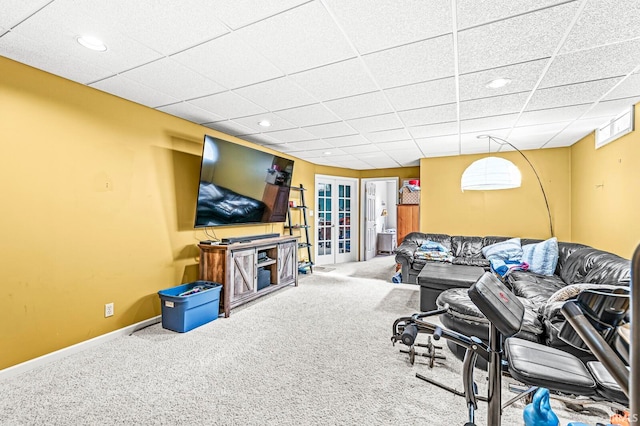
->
[481,238,523,261]
[521,237,559,276]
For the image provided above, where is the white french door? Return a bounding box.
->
[315,176,358,265]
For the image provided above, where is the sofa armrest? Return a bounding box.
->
[394,241,418,263]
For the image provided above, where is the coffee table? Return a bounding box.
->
[417,262,485,311]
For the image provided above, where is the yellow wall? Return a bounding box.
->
[419,148,572,241]
[0,57,319,369]
[570,104,640,258]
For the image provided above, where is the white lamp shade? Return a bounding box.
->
[461,157,521,191]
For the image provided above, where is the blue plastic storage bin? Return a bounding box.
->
[158,281,222,332]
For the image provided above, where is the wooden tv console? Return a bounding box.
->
[198,235,299,318]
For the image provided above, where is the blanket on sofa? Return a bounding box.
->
[414,240,454,263]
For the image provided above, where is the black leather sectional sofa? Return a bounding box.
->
[394,232,631,356]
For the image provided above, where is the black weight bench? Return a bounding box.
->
[392,271,630,425]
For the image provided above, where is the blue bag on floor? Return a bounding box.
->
[391,272,402,283]
[523,388,559,426]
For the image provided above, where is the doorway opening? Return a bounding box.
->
[360,177,399,262]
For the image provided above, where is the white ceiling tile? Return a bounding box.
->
[204,120,257,137]
[234,77,317,111]
[460,133,509,155]
[505,122,572,149]
[314,148,348,158]
[361,158,402,169]
[231,112,296,133]
[324,0,452,54]
[324,91,393,120]
[561,0,640,53]
[459,59,548,101]
[518,105,591,126]
[340,144,381,154]
[459,131,512,154]
[347,113,404,133]
[239,133,283,146]
[543,118,604,147]
[460,92,530,120]
[457,2,579,74]
[527,77,623,110]
[541,39,640,89]
[398,104,458,127]
[385,77,457,111]
[408,122,459,139]
[0,30,113,84]
[385,147,422,161]
[90,75,178,108]
[275,103,340,127]
[315,155,370,169]
[287,140,334,152]
[603,72,640,101]
[262,128,317,143]
[365,128,412,143]
[415,135,461,157]
[290,58,378,101]
[188,91,267,119]
[10,1,163,75]
[237,1,354,74]
[204,0,309,30]
[302,121,356,139]
[171,33,283,90]
[323,135,371,147]
[122,58,225,100]
[82,0,230,56]
[364,35,455,88]
[456,0,569,29]
[542,131,585,148]
[0,0,51,29]
[375,140,420,151]
[157,102,223,124]
[583,97,640,119]
[460,114,519,134]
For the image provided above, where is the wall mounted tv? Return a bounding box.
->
[194,135,294,228]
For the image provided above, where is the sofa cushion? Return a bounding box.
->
[556,242,590,275]
[482,237,523,261]
[521,237,559,276]
[452,257,490,268]
[451,236,484,258]
[508,271,566,308]
[560,248,631,285]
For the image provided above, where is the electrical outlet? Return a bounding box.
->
[105,302,114,318]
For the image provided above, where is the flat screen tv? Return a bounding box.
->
[194,135,294,227]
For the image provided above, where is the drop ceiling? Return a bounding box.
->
[2,0,640,170]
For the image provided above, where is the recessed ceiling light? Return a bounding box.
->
[258,119,271,128]
[486,78,511,89]
[77,35,107,52]
[323,151,332,155]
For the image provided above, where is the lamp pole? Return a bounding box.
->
[478,135,554,238]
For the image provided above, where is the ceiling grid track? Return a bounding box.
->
[451,0,462,155]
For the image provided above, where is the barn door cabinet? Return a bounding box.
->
[198,235,299,318]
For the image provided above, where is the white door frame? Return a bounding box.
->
[314,174,359,265]
[360,177,399,261]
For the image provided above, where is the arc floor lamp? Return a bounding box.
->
[460,135,554,237]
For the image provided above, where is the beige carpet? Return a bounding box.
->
[0,256,615,425]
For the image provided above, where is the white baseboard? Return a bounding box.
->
[0,315,161,381]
